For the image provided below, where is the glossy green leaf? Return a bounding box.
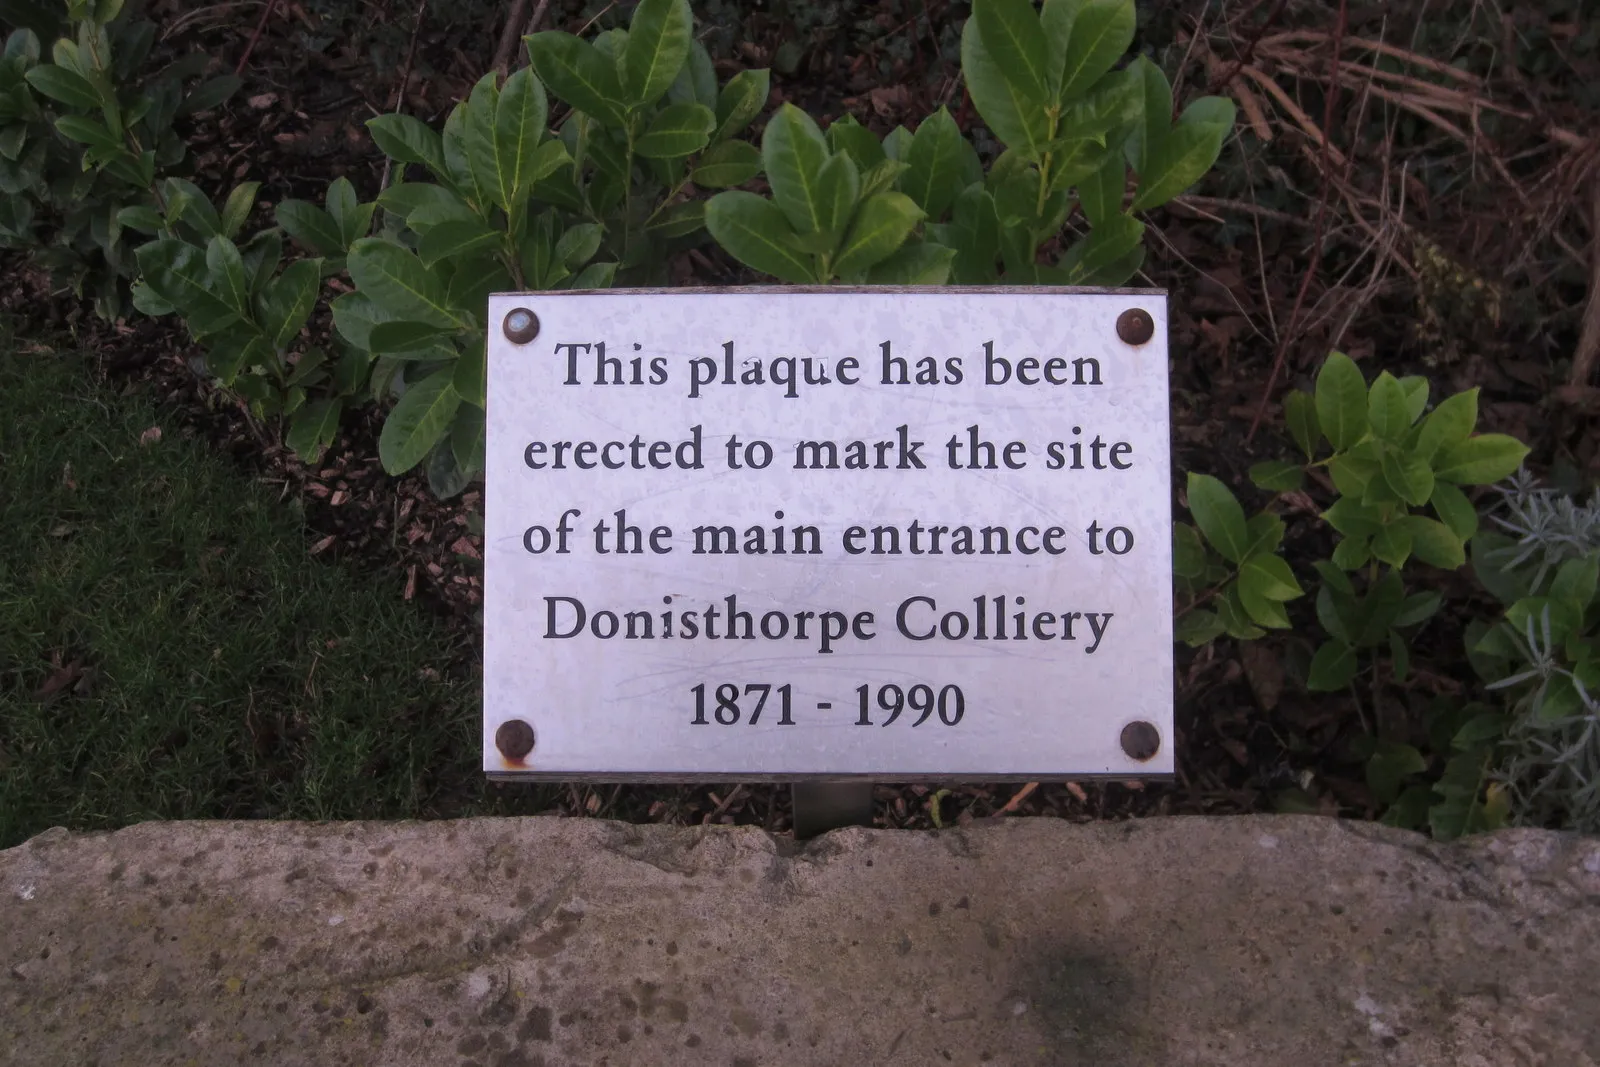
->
[1174,609,1225,647]
[1186,471,1249,564]
[635,100,714,159]
[704,190,817,283]
[762,103,830,234]
[441,104,491,214]
[1315,351,1368,451]
[180,74,240,116]
[1237,571,1291,628]
[378,367,460,475]
[645,200,706,239]
[366,112,448,178]
[814,151,860,239]
[668,38,717,108]
[452,338,486,409]
[526,31,628,127]
[832,191,922,279]
[1173,521,1207,580]
[1215,585,1266,640]
[1053,0,1136,103]
[24,64,100,109]
[325,177,373,250]
[1125,56,1171,179]
[1366,740,1426,804]
[275,199,344,256]
[1241,553,1303,601]
[416,218,499,268]
[1399,376,1429,422]
[1371,520,1414,568]
[1404,515,1466,569]
[1284,389,1320,459]
[451,403,486,474]
[286,397,341,461]
[1129,93,1236,211]
[1077,149,1125,226]
[258,257,321,350]
[219,180,259,240]
[902,107,973,219]
[116,204,162,234]
[205,234,249,315]
[960,11,1050,158]
[972,0,1050,101]
[1417,387,1477,459]
[135,238,239,338]
[1307,639,1358,691]
[1367,371,1411,440]
[1433,434,1530,485]
[1381,449,1435,507]
[827,114,886,170]
[347,237,461,329]
[690,139,761,188]
[621,0,692,108]
[865,241,956,284]
[368,321,454,355]
[1394,589,1442,628]
[54,114,118,150]
[1248,459,1303,493]
[713,68,769,142]
[568,260,617,289]
[485,66,550,210]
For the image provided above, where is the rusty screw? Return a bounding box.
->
[495,719,536,761]
[503,308,540,344]
[1120,721,1160,762]
[1116,307,1154,346]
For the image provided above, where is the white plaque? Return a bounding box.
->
[483,288,1173,779]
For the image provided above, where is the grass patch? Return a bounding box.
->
[0,341,491,848]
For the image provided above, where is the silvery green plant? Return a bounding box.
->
[526,0,770,283]
[1463,474,1600,833]
[131,177,370,462]
[1,0,238,318]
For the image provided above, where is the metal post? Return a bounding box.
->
[791,781,875,839]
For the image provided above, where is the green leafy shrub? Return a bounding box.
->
[525,0,769,283]
[1255,351,1528,691]
[336,64,612,491]
[1177,350,1535,837]
[130,177,371,462]
[2,0,237,318]
[705,0,1234,286]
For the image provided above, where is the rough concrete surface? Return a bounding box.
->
[2,815,1597,1066]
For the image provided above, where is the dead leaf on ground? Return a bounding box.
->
[1240,642,1284,711]
[139,426,162,446]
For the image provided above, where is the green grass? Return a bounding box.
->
[0,341,490,848]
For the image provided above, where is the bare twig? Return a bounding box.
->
[1570,176,1600,388]
[998,782,1039,814]
[374,0,429,205]
[234,0,280,76]
[1206,0,1292,94]
[1248,0,1348,441]
[492,0,532,76]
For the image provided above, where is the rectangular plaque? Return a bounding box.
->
[483,288,1172,780]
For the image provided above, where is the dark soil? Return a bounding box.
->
[4,0,1595,832]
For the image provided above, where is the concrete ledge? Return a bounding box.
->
[3,816,1597,1066]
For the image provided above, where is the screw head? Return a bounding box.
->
[1119,720,1161,762]
[495,719,536,761]
[503,308,540,344]
[1116,307,1154,346]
